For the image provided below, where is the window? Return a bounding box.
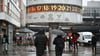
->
[13,0,18,5]
[84,35,92,39]
[13,0,16,4]
[7,2,9,14]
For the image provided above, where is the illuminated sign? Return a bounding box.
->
[27,4,82,13]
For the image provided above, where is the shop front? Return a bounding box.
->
[0,21,8,44]
[0,20,15,44]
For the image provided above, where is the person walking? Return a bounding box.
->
[2,34,9,54]
[92,33,97,54]
[67,33,73,51]
[72,32,79,52]
[53,35,65,56]
[34,30,48,56]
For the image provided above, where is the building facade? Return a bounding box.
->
[83,1,100,25]
[26,0,82,50]
[26,0,82,25]
[18,0,26,27]
[0,0,21,43]
[82,1,100,40]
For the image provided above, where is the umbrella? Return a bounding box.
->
[17,28,33,33]
[50,29,65,35]
[68,33,72,36]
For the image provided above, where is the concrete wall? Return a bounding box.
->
[27,0,82,6]
[0,0,21,27]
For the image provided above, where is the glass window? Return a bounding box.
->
[84,35,92,39]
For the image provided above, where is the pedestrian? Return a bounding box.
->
[92,33,97,54]
[68,36,73,51]
[18,36,22,45]
[67,33,73,51]
[2,34,9,54]
[34,30,48,56]
[72,32,79,52]
[53,35,65,56]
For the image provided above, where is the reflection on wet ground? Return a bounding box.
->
[0,43,100,56]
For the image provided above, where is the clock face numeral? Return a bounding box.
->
[27,4,81,13]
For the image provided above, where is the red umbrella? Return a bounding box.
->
[68,33,72,36]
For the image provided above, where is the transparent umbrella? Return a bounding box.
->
[50,29,65,36]
[17,28,33,33]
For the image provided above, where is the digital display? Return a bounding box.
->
[27,4,82,13]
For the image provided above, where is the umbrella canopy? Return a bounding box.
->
[17,28,33,33]
[50,29,65,36]
[68,33,72,36]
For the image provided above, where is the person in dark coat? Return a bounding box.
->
[34,30,48,56]
[2,34,9,44]
[92,33,97,54]
[53,35,65,56]
[2,34,9,53]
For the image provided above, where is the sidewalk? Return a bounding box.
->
[0,44,36,56]
[0,43,100,56]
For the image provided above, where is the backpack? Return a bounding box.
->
[2,38,6,43]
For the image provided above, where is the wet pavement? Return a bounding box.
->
[0,42,100,56]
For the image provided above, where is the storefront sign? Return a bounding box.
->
[27,4,82,13]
